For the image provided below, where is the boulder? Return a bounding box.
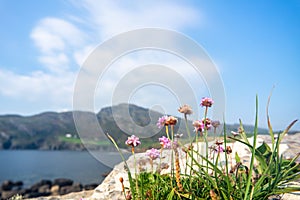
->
[1,180,14,191]
[30,179,52,192]
[1,190,18,199]
[50,185,60,196]
[22,186,51,199]
[14,181,23,187]
[59,183,82,195]
[38,184,51,194]
[53,178,73,187]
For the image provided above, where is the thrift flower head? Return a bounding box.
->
[226,146,232,154]
[212,120,220,128]
[200,97,214,107]
[215,145,225,153]
[146,148,160,160]
[178,104,193,115]
[166,116,178,126]
[202,118,212,130]
[125,135,141,147]
[193,120,204,132]
[159,136,171,149]
[157,115,168,128]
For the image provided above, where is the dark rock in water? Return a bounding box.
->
[14,181,23,187]
[1,180,14,191]
[84,183,98,190]
[30,179,52,192]
[59,183,82,195]
[53,178,73,187]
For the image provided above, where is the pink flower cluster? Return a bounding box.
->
[156,115,178,128]
[146,148,160,160]
[193,120,204,132]
[125,135,141,147]
[156,115,168,128]
[215,145,225,153]
[200,97,214,107]
[193,118,212,132]
[159,136,171,149]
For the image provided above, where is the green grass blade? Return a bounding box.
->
[266,87,275,150]
[244,95,258,200]
[278,119,298,146]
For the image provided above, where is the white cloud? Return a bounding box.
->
[0,69,75,105]
[38,53,70,73]
[31,17,85,53]
[74,0,200,39]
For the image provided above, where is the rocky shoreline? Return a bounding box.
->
[0,179,98,200]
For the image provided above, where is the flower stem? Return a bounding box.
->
[132,148,140,199]
[204,106,209,173]
[165,125,170,139]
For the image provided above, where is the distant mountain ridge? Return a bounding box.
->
[0,104,277,150]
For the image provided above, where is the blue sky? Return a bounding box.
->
[0,0,299,131]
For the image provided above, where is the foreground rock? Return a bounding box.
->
[90,134,300,200]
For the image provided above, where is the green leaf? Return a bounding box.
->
[235,152,241,163]
[167,188,175,200]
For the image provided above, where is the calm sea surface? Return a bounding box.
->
[0,150,126,188]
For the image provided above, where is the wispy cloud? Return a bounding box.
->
[31,17,86,54]
[76,0,200,39]
[0,69,75,105]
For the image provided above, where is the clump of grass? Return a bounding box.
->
[108,95,300,200]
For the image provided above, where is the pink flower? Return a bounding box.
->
[215,145,225,153]
[202,118,212,130]
[200,97,214,107]
[146,148,160,160]
[125,135,141,147]
[193,120,204,132]
[159,136,171,149]
[156,115,168,128]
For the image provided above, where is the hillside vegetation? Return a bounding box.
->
[0,104,271,150]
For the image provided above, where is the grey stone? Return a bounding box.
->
[53,178,73,187]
